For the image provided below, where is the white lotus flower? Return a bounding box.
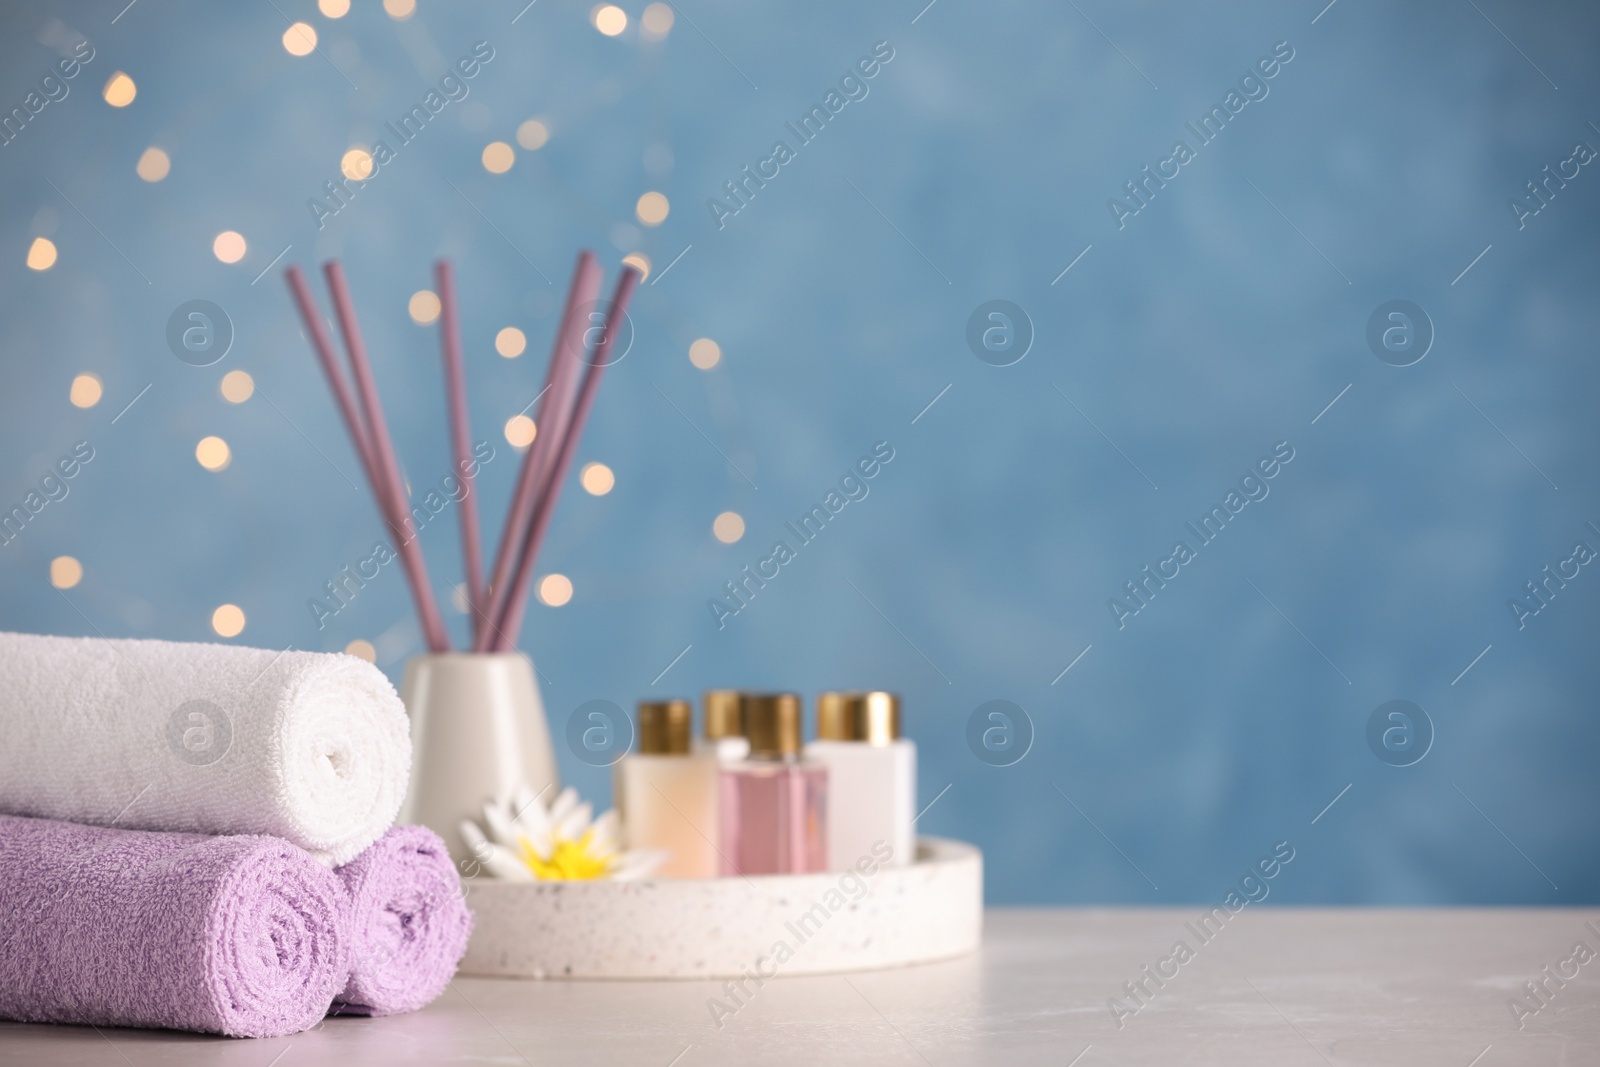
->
[460,783,665,881]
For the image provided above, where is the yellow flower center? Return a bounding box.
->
[517,829,615,880]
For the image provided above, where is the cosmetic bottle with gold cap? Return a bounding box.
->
[697,689,750,762]
[806,691,914,870]
[718,693,827,875]
[613,699,719,878]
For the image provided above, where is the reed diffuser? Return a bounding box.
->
[284,253,640,862]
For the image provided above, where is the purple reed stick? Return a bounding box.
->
[284,265,383,489]
[493,265,641,650]
[434,260,486,644]
[286,264,415,603]
[323,261,452,653]
[473,251,600,652]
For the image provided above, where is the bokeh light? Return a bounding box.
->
[592,4,627,35]
[636,191,670,226]
[482,141,515,174]
[621,252,651,280]
[689,338,721,369]
[409,290,441,324]
[220,371,254,404]
[495,327,526,358]
[282,22,318,56]
[213,231,247,264]
[26,237,56,271]
[713,511,746,543]
[211,604,246,638]
[135,147,170,182]
[341,148,374,180]
[580,462,615,495]
[319,0,351,16]
[102,72,136,107]
[516,119,549,150]
[642,2,675,38]
[537,573,573,607]
[504,415,536,449]
[69,374,102,408]
[49,556,82,590]
[383,0,416,19]
[195,436,231,472]
[345,638,376,662]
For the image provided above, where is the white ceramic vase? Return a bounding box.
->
[399,652,560,866]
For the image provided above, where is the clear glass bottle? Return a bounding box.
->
[613,699,718,878]
[806,691,915,870]
[697,689,750,762]
[718,693,827,875]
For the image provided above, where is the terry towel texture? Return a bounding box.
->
[0,631,410,865]
[0,813,348,1038]
[333,825,474,1016]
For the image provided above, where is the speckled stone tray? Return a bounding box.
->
[458,837,982,979]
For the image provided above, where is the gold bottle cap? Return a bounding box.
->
[741,693,803,757]
[703,689,744,740]
[816,691,901,745]
[637,699,692,755]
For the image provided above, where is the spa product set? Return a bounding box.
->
[0,631,471,1038]
[614,690,916,877]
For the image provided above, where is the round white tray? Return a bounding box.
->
[458,837,982,979]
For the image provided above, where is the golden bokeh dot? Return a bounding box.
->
[319,0,351,17]
[49,556,83,590]
[383,0,416,19]
[283,22,318,56]
[220,370,254,404]
[516,119,549,150]
[592,4,627,35]
[713,511,746,544]
[641,2,675,37]
[537,573,573,607]
[136,147,170,182]
[70,373,103,408]
[688,338,721,370]
[196,436,232,472]
[341,148,374,181]
[504,415,537,449]
[103,72,137,107]
[26,237,57,271]
[409,289,441,324]
[212,603,246,638]
[495,326,527,358]
[345,638,376,662]
[580,461,615,495]
[213,231,247,264]
[635,191,670,226]
[621,252,651,280]
[481,141,515,174]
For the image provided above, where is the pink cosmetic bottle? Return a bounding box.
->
[718,693,827,875]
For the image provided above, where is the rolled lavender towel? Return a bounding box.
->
[0,813,348,1037]
[333,825,473,1016]
[0,631,410,865]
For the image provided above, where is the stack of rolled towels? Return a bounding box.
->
[0,632,472,1038]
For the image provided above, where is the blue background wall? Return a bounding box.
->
[1,0,1596,904]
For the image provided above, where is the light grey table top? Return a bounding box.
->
[3,908,1596,1065]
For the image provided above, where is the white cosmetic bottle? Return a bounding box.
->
[697,689,750,762]
[613,699,719,878]
[805,691,915,870]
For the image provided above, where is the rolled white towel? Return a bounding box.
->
[0,631,410,866]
